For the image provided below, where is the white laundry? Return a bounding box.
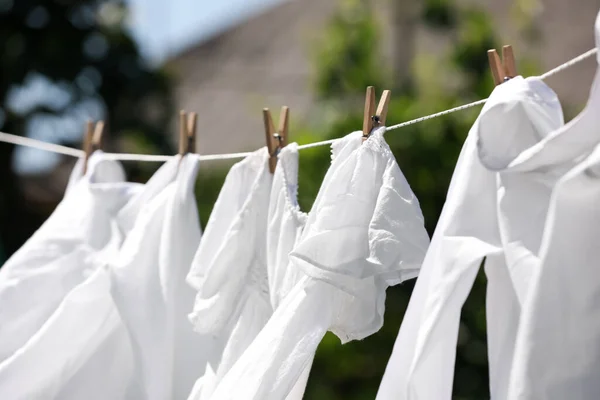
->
[0,152,140,363]
[267,143,307,310]
[376,75,574,400]
[207,129,430,400]
[111,154,219,400]
[507,13,600,399]
[186,148,273,400]
[0,156,185,400]
[266,143,313,400]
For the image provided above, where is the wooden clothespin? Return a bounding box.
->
[263,106,289,173]
[488,45,517,86]
[178,109,198,155]
[362,86,391,142]
[82,120,104,174]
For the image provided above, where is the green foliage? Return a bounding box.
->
[312,0,384,100]
[423,0,457,29]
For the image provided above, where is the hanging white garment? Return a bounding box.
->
[0,156,180,399]
[208,129,430,400]
[266,143,313,400]
[507,13,600,399]
[0,152,140,362]
[111,154,218,400]
[186,148,273,400]
[267,143,307,311]
[376,75,573,400]
[0,156,182,400]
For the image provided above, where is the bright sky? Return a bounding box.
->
[127,0,285,64]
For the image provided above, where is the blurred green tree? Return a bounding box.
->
[0,0,174,256]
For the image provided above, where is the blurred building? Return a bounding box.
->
[168,0,599,156]
[167,0,339,156]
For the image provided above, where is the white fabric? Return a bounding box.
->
[111,154,219,400]
[186,148,273,400]
[0,152,139,362]
[266,143,313,399]
[507,12,600,399]
[267,143,308,310]
[208,129,430,400]
[376,76,570,400]
[0,155,182,400]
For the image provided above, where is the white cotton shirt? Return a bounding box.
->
[0,152,140,363]
[507,13,600,399]
[0,156,187,400]
[376,76,574,400]
[186,148,273,400]
[207,129,430,400]
[111,154,219,400]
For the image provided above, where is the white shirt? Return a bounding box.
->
[0,155,182,400]
[111,154,218,400]
[208,129,430,400]
[0,156,200,400]
[186,148,273,400]
[0,152,139,362]
[376,75,574,400]
[507,12,600,399]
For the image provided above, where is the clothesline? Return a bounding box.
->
[0,48,596,163]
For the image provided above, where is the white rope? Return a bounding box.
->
[385,99,488,131]
[0,132,85,157]
[99,153,170,162]
[0,47,596,162]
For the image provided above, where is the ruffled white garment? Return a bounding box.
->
[208,129,430,400]
[0,155,182,400]
[0,151,140,363]
[186,148,273,400]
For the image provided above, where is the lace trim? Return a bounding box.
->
[278,144,308,224]
[362,127,394,158]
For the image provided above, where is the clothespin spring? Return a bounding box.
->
[362,87,391,142]
[271,133,284,158]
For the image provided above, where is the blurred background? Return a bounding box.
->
[0,0,598,398]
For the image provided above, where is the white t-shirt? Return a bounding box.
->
[208,129,430,400]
